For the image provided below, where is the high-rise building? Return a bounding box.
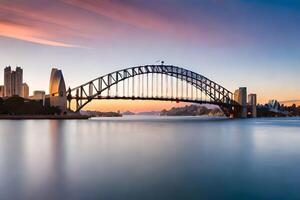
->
[0,85,4,97]
[22,83,29,98]
[3,66,24,97]
[4,66,12,97]
[15,67,23,96]
[11,71,16,95]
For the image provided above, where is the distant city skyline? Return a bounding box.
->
[0,66,41,100]
[0,0,299,111]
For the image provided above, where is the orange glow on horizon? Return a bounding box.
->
[68,95,299,113]
[70,100,189,112]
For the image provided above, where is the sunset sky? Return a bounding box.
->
[0,0,299,111]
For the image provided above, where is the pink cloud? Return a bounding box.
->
[61,0,226,44]
[0,0,232,47]
[0,1,124,47]
[0,20,78,47]
[0,3,118,38]
[62,0,175,32]
[62,0,198,36]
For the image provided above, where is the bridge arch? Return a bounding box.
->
[66,65,239,115]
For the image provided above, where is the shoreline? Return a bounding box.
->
[0,115,90,120]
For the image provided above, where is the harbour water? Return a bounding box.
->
[0,116,300,199]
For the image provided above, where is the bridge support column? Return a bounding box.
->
[234,87,247,118]
[75,89,80,112]
[248,94,257,118]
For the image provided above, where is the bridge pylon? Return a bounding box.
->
[233,87,247,118]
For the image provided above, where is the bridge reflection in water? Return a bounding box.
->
[64,65,249,118]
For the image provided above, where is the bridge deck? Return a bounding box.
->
[71,96,238,108]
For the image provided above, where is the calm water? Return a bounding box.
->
[0,116,300,200]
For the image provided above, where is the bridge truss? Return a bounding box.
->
[66,65,239,115]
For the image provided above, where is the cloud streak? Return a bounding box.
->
[0,0,232,48]
[0,1,120,48]
[60,0,231,44]
[62,0,175,32]
[0,20,78,47]
[2,0,291,48]
[61,0,208,38]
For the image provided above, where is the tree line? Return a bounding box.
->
[0,96,61,115]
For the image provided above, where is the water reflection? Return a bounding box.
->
[0,117,299,200]
[0,121,26,200]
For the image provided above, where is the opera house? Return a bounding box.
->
[49,68,67,112]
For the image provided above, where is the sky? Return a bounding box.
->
[0,0,299,111]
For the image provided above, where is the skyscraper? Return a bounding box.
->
[11,71,16,95]
[4,66,12,97]
[15,67,23,96]
[3,66,24,97]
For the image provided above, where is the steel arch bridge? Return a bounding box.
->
[66,65,240,116]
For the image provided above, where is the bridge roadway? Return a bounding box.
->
[71,95,235,108]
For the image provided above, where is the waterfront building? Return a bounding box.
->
[31,90,46,100]
[30,90,46,107]
[22,83,29,98]
[4,66,23,97]
[0,85,4,97]
[268,99,281,112]
[49,68,67,112]
[234,87,247,118]
[248,94,257,118]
